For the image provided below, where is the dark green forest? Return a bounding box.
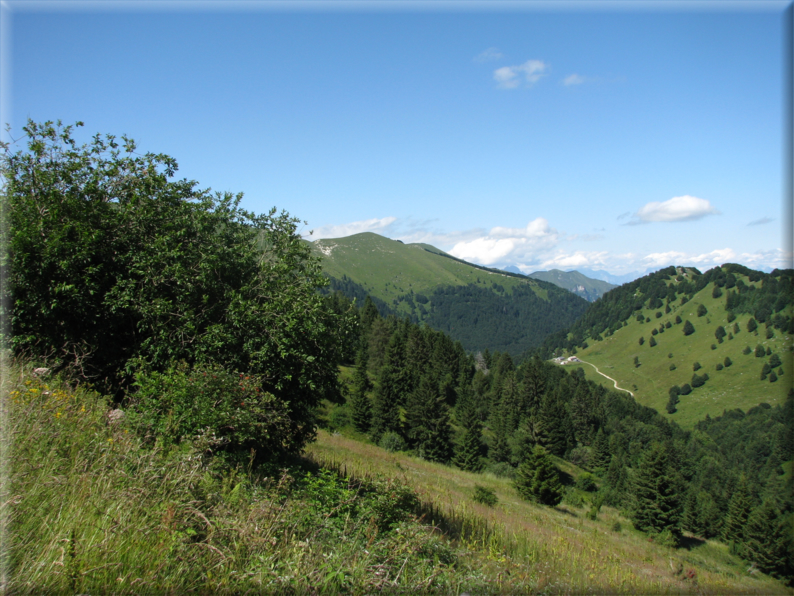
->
[325,288,794,583]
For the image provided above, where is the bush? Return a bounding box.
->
[697,304,708,317]
[716,363,723,371]
[484,461,516,479]
[679,384,692,395]
[2,120,350,451]
[693,362,701,371]
[379,432,406,453]
[683,320,695,336]
[132,362,291,461]
[675,315,683,324]
[669,363,676,371]
[612,521,622,532]
[576,473,598,492]
[655,312,663,318]
[724,357,732,367]
[472,485,498,507]
[743,346,752,355]
[755,345,766,357]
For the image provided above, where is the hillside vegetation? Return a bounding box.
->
[312,232,589,356]
[541,265,793,428]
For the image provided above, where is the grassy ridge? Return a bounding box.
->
[307,430,791,595]
[562,275,792,429]
[310,232,562,316]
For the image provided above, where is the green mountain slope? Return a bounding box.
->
[543,265,793,428]
[528,269,616,302]
[311,232,589,356]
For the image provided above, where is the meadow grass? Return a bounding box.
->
[567,275,792,428]
[4,359,791,594]
[307,430,792,595]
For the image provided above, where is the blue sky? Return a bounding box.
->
[4,1,791,277]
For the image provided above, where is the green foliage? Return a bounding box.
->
[756,344,766,357]
[404,374,454,463]
[724,357,732,367]
[515,446,563,507]
[349,347,373,433]
[631,442,683,544]
[649,336,657,347]
[132,362,291,460]
[769,353,782,368]
[472,485,498,507]
[743,346,752,355]
[747,318,758,333]
[379,432,406,453]
[455,392,485,472]
[697,304,708,317]
[693,362,701,371]
[2,120,350,453]
[575,472,598,492]
[638,336,645,346]
[683,320,695,336]
[675,315,683,324]
[715,325,726,343]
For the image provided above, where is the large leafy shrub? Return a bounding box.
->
[2,120,354,454]
[132,362,292,459]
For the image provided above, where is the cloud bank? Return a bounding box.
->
[448,218,560,265]
[494,60,548,89]
[308,217,397,240]
[629,195,719,224]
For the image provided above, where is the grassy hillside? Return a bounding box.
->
[528,268,616,302]
[311,232,551,310]
[557,270,793,429]
[307,430,791,595]
[312,232,589,356]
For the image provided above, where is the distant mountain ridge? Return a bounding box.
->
[310,232,590,357]
[526,269,616,302]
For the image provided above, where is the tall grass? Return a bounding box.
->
[307,430,793,595]
[3,361,791,594]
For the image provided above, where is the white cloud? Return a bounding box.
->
[448,218,560,265]
[474,47,503,63]
[493,60,548,89]
[538,251,610,270]
[307,217,397,240]
[643,248,737,269]
[630,195,719,224]
[563,73,585,86]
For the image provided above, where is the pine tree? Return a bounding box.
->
[536,391,569,456]
[747,317,758,333]
[404,374,453,463]
[744,498,792,578]
[454,387,484,472]
[683,320,695,336]
[697,304,708,317]
[515,445,563,506]
[722,474,753,546]
[631,442,683,541]
[370,364,402,443]
[349,345,373,433]
[649,336,657,347]
[591,428,611,473]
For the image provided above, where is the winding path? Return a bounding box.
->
[576,359,635,397]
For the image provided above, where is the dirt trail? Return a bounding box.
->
[577,359,634,397]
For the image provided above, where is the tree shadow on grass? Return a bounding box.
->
[679,535,707,550]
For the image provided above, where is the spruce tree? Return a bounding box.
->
[683,320,695,336]
[515,445,563,506]
[591,428,611,473]
[744,498,792,578]
[536,391,569,456]
[370,363,402,443]
[349,345,373,433]
[631,442,683,541]
[747,317,758,333]
[404,374,453,463]
[722,474,753,547]
[454,388,484,472]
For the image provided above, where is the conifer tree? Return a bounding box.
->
[722,474,753,547]
[743,498,792,578]
[515,445,563,506]
[747,317,758,333]
[631,442,683,541]
[349,345,373,433]
[370,363,402,443]
[404,374,453,463]
[683,320,695,336]
[591,428,611,474]
[649,336,657,347]
[536,391,569,456]
[697,304,708,317]
[454,391,485,472]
